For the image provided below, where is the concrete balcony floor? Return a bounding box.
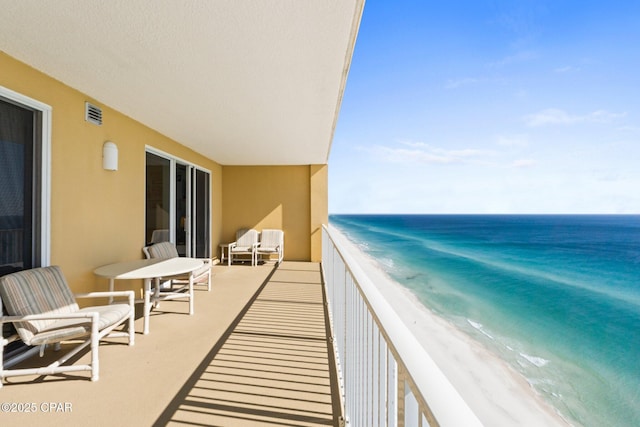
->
[2,261,341,427]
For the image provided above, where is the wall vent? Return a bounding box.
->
[85,102,102,125]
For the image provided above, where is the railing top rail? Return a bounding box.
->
[322,224,483,427]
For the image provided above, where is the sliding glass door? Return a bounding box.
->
[192,168,210,258]
[145,150,210,258]
[0,95,47,276]
[145,152,171,245]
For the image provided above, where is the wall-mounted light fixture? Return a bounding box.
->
[102,141,118,171]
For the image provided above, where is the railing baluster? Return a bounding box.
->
[405,381,419,427]
[322,225,483,427]
[372,322,380,427]
[388,348,398,427]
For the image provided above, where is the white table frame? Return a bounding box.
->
[219,243,230,264]
[94,258,204,334]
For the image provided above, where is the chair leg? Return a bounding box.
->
[0,337,4,388]
[128,292,135,346]
[90,314,100,382]
[143,279,152,335]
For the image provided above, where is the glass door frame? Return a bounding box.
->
[0,85,52,270]
[145,146,211,258]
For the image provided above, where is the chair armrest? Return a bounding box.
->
[228,241,238,249]
[75,291,135,299]
[1,311,100,323]
[1,332,20,345]
[75,291,135,307]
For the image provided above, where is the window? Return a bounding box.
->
[145,149,211,258]
[0,88,50,277]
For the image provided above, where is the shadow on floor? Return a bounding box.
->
[153,262,340,427]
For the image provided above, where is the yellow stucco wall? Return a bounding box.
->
[1,51,329,295]
[0,52,222,295]
[220,165,329,262]
[221,166,313,261]
[310,165,328,262]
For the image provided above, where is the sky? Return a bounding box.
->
[329,1,640,214]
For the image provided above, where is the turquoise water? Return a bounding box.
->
[330,214,640,427]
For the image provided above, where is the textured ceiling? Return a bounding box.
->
[0,0,363,165]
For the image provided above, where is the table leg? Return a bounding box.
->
[143,278,151,335]
[108,278,115,304]
[189,272,194,315]
[220,244,228,263]
[153,277,161,308]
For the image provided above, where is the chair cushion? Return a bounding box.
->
[148,242,179,259]
[230,246,254,253]
[26,303,132,346]
[170,263,210,285]
[0,266,79,345]
[28,326,89,346]
[256,247,278,254]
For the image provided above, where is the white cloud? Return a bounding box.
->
[445,77,478,89]
[496,134,529,147]
[511,159,536,168]
[525,108,575,126]
[554,65,580,73]
[368,141,492,165]
[489,50,538,68]
[617,125,640,133]
[589,110,627,122]
[524,108,626,127]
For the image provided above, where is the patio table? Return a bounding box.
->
[94,258,204,334]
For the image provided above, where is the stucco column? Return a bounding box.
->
[310,164,328,262]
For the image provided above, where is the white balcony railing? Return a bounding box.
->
[322,225,483,427]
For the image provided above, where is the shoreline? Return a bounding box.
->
[328,225,571,426]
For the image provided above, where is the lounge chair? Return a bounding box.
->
[143,241,212,292]
[0,266,135,386]
[228,229,259,266]
[256,229,284,264]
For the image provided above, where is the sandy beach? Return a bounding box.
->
[328,225,571,427]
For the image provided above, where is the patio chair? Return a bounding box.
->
[143,241,212,292]
[228,228,259,266]
[0,266,135,386]
[149,228,170,244]
[256,229,284,264]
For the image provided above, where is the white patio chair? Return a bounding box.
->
[0,266,135,386]
[228,229,259,266]
[143,241,212,292]
[256,229,284,264]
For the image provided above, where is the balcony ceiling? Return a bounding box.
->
[0,0,363,165]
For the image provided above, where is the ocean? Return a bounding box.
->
[329,214,640,427]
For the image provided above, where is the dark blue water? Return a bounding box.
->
[330,214,640,427]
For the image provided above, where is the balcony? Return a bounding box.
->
[3,261,341,426]
[3,227,486,427]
